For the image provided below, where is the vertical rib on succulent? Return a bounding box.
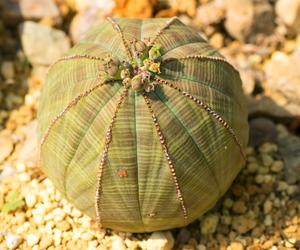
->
[40,80,111,147]
[95,87,129,228]
[148,16,179,47]
[154,76,246,160]
[142,93,188,225]
[107,17,133,60]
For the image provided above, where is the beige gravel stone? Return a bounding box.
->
[1,61,15,80]
[39,235,53,249]
[201,214,219,235]
[228,241,244,250]
[26,234,40,247]
[232,201,247,214]
[147,232,174,250]
[232,216,256,234]
[25,193,37,208]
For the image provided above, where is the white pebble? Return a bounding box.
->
[197,244,207,250]
[25,193,37,208]
[18,172,31,182]
[111,235,126,250]
[16,162,26,172]
[26,234,40,247]
[147,232,174,250]
[5,233,23,250]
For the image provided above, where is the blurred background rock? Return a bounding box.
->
[0,0,300,249]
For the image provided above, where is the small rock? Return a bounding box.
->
[53,230,62,246]
[0,164,15,181]
[197,245,207,250]
[147,232,174,250]
[18,120,39,167]
[26,234,40,247]
[20,21,70,66]
[265,52,300,108]
[223,198,234,209]
[209,32,224,49]
[285,238,297,248]
[232,201,247,214]
[263,200,273,214]
[56,221,71,231]
[277,181,289,191]
[200,213,219,235]
[264,215,273,226]
[71,0,115,12]
[114,0,157,18]
[1,61,15,80]
[39,235,53,249]
[261,154,273,168]
[271,161,284,173]
[0,131,14,163]
[3,0,60,24]
[25,193,37,208]
[232,216,256,234]
[247,162,258,173]
[249,118,277,147]
[224,0,274,41]
[248,96,300,128]
[276,0,300,34]
[69,9,107,43]
[278,134,300,184]
[5,233,23,250]
[259,143,278,154]
[228,241,244,250]
[255,174,264,184]
[111,235,126,250]
[262,240,274,249]
[240,69,255,95]
[194,1,225,26]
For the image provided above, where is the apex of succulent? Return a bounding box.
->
[104,40,162,93]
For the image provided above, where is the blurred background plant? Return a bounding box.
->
[0,0,300,249]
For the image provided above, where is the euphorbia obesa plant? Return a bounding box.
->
[38,17,249,232]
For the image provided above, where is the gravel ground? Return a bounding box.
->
[0,0,300,249]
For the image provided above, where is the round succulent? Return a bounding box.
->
[37,17,249,232]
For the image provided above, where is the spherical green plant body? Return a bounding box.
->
[37,17,249,233]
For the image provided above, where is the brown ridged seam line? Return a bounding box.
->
[95,87,129,228]
[155,77,246,160]
[149,16,179,47]
[48,54,105,72]
[142,93,188,225]
[40,80,111,146]
[106,17,133,60]
[162,55,238,73]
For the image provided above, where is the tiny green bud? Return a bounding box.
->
[149,44,161,60]
[122,77,131,88]
[131,75,144,91]
[120,69,130,79]
[106,64,119,76]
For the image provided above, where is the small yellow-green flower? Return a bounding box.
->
[149,62,161,74]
